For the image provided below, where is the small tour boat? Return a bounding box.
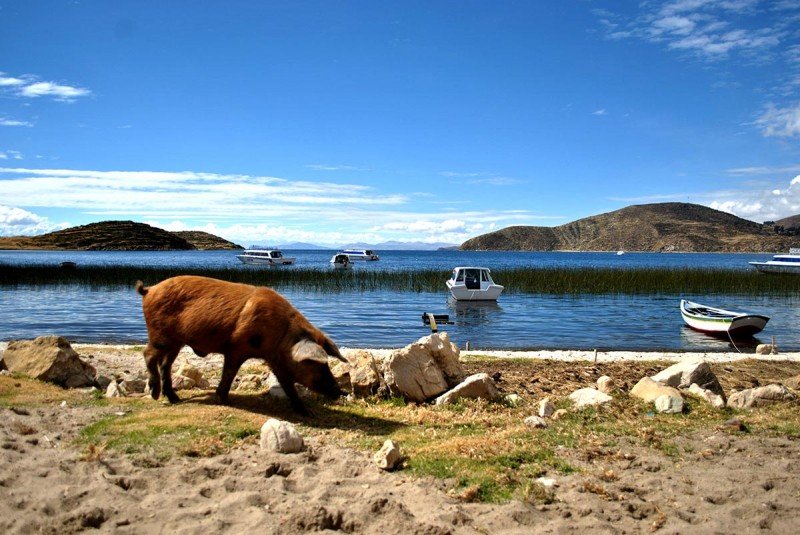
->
[680,299,769,338]
[749,249,800,274]
[236,249,296,265]
[446,267,504,301]
[330,253,352,269]
[342,249,379,261]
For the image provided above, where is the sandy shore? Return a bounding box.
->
[2,343,800,533]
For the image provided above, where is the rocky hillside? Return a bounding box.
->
[460,203,800,253]
[0,221,239,251]
[172,231,243,250]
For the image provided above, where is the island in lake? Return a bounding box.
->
[0,221,243,251]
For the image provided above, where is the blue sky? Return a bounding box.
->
[2,0,800,247]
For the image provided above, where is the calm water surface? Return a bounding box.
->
[0,250,795,351]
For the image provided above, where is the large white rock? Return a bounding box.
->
[569,387,613,409]
[384,345,448,403]
[374,439,402,471]
[3,336,96,388]
[260,418,304,453]
[434,373,500,405]
[347,350,382,397]
[417,332,465,387]
[651,360,724,398]
[688,383,726,409]
[727,384,796,409]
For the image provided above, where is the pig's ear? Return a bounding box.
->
[291,339,329,364]
[320,335,347,362]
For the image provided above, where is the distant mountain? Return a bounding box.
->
[460,203,800,253]
[774,214,800,230]
[341,241,457,251]
[274,242,330,250]
[0,221,238,251]
[173,231,243,250]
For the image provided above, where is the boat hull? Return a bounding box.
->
[446,281,504,301]
[749,261,800,274]
[237,256,296,265]
[680,300,769,338]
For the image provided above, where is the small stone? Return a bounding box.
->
[105,381,127,398]
[504,394,523,407]
[569,388,613,409]
[176,362,205,385]
[654,394,684,414]
[264,373,287,399]
[259,419,304,454]
[536,477,557,489]
[719,418,747,432]
[374,439,402,471]
[171,375,196,391]
[755,344,778,355]
[538,398,555,418]
[524,415,548,429]
[688,383,725,409]
[597,375,614,394]
[551,409,568,421]
[630,377,683,404]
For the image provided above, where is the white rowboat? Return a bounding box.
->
[679,299,769,338]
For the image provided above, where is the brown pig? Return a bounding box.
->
[135,275,346,415]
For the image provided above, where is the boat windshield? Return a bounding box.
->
[271,251,282,258]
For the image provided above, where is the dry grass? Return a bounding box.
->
[3,357,800,503]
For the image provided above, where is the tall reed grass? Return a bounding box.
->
[2,263,798,295]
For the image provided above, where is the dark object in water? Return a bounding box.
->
[59,261,77,269]
[421,312,453,333]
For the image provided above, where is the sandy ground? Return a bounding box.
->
[2,344,800,534]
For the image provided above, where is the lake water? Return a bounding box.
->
[0,249,794,351]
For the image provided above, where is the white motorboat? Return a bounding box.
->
[749,250,800,274]
[330,253,352,269]
[446,267,504,301]
[680,299,769,338]
[236,249,296,265]
[342,249,379,261]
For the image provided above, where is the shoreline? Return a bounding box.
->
[4,341,799,364]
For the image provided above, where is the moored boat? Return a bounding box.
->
[446,267,504,301]
[749,249,800,274]
[236,249,296,265]
[342,249,379,261]
[330,253,352,269]
[679,299,769,338]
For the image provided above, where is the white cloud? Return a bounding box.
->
[19,81,91,100]
[0,117,33,127]
[466,176,526,186]
[726,164,800,175]
[0,70,91,102]
[0,73,26,86]
[439,171,482,178]
[706,174,800,222]
[592,109,608,116]
[755,102,800,137]
[597,1,789,59]
[0,205,69,236]
[0,150,22,160]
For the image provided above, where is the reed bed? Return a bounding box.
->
[2,263,800,295]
